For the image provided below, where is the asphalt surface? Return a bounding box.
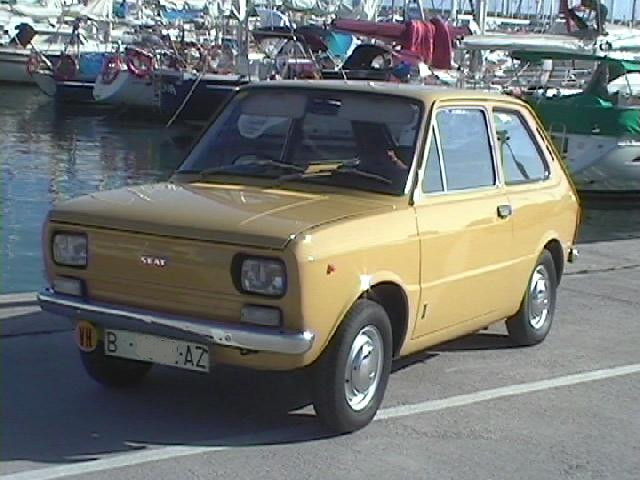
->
[1,206,639,480]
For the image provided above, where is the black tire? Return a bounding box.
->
[506,249,558,346]
[311,299,392,434]
[80,343,152,388]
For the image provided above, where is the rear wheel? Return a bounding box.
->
[80,344,152,388]
[311,299,392,434]
[506,250,557,346]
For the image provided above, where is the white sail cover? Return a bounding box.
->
[460,33,640,62]
[211,0,246,19]
[81,0,112,19]
[66,0,113,20]
[281,0,379,19]
[255,7,291,28]
[11,0,63,19]
[599,27,640,53]
[336,0,381,21]
[460,34,595,54]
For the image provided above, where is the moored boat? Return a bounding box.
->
[459,33,640,193]
[155,68,248,123]
[33,51,110,103]
[527,57,640,193]
[93,49,157,109]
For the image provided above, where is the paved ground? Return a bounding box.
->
[1,206,639,480]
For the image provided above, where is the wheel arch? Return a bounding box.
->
[542,238,565,284]
[361,281,409,358]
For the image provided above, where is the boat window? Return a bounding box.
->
[436,108,495,191]
[179,89,423,195]
[422,130,444,193]
[493,110,550,185]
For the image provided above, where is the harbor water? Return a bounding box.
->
[0,84,190,293]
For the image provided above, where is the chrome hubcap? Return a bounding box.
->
[344,325,383,411]
[529,265,550,330]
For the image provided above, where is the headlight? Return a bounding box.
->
[52,233,87,267]
[239,257,286,297]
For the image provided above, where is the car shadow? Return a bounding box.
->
[1,343,330,466]
[1,322,520,467]
[391,349,439,373]
[430,332,516,352]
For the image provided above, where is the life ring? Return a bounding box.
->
[101,54,121,85]
[54,54,79,81]
[126,48,154,78]
[26,51,43,76]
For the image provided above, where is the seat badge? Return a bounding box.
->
[140,255,168,267]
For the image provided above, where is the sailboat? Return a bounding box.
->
[30,0,115,102]
[459,25,640,193]
[93,47,157,109]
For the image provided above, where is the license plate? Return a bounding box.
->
[104,329,209,373]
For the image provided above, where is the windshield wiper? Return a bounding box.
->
[277,164,392,185]
[195,159,305,180]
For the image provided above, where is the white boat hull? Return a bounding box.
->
[0,49,33,83]
[556,134,640,192]
[93,69,156,109]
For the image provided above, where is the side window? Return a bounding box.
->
[422,132,444,193]
[493,110,550,184]
[436,109,495,190]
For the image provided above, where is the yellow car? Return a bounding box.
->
[39,81,580,433]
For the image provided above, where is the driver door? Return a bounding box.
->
[412,105,514,339]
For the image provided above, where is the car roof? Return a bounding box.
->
[242,80,522,106]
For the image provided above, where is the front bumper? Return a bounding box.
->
[38,289,315,355]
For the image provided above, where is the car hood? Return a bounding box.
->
[48,182,397,249]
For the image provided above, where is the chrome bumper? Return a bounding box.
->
[38,289,314,355]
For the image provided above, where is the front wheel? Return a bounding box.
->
[311,299,392,434]
[80,344,152,388]
[506,249,558,346]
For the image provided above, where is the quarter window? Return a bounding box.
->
[436,109,495,191]
[422,132,444,193]
[493,110,550,184]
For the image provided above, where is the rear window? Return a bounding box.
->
[493,110,550,184]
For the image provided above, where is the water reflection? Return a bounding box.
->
[0,85,189,293]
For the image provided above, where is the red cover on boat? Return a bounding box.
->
[400,20,434,64]
[332,19,406,41]
[430,17,452,69]
[332,18,463,68]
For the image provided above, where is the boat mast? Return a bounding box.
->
[475,0,487,34]
[451,0,459,22]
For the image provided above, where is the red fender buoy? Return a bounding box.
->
[101,54,122,85]
[54,54,79,81]
[126,48,154,78]
[26,51,43,76]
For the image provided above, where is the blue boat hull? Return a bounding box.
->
[33,52,108,103]
[157,71,248,123]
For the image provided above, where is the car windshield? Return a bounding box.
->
[178,88,423,195]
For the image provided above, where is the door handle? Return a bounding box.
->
[497,204,512,219]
